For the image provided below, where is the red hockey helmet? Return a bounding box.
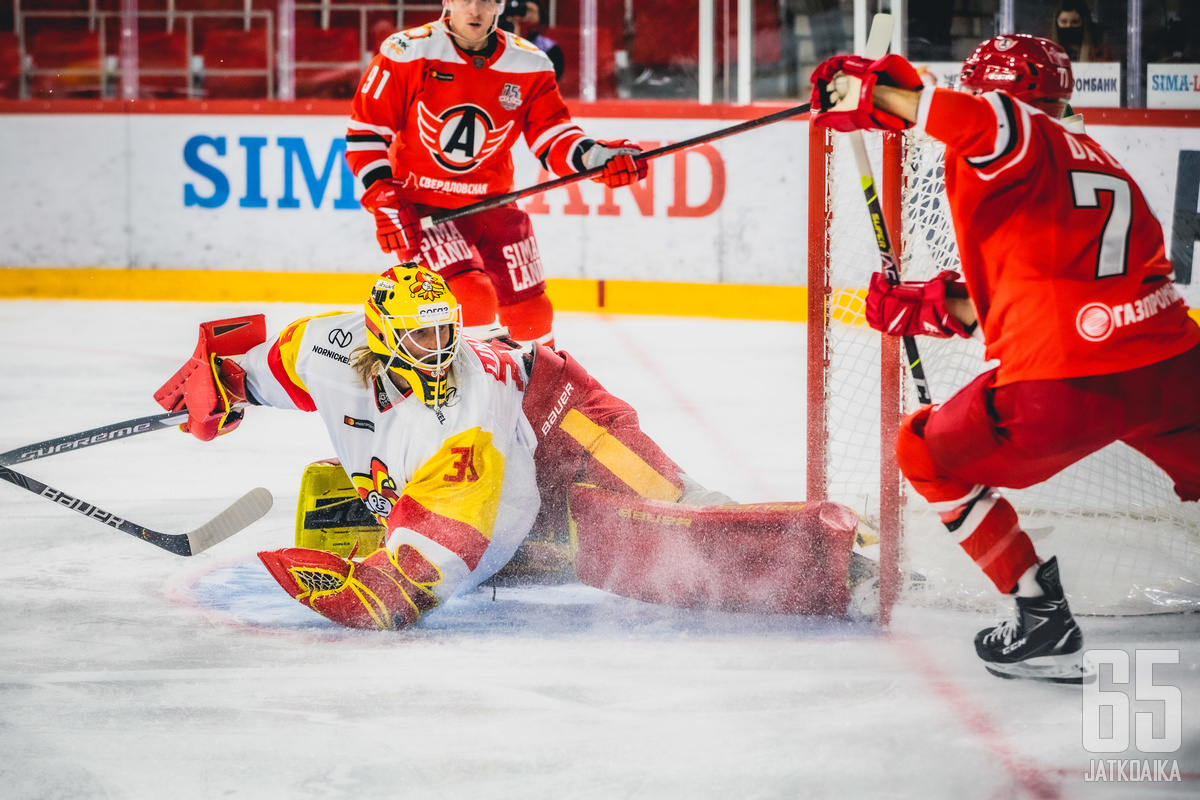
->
[959,34,1073,117]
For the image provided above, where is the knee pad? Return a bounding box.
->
[447,271,499,329]
[499,291,554,346]
[896,405,976,505]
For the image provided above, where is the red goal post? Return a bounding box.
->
[807,125,1200,624]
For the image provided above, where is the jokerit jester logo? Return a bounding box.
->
[407,269,446,302]
[1081,649,1186,783]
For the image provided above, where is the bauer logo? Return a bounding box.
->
[540,382,575,435]
[1082,649,1183,782]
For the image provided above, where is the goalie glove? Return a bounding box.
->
[581,139,647,188]
[810,54,922,132]
[154,315,266,441]
[360,178,422,255]
[865,270,973,339]
[257,544,441,631]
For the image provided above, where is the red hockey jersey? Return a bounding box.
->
[918,87,1200,385]
[346,22,587,209]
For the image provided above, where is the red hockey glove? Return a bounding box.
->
[582,139,648,188]
[865,270,972,339]
[257,544,441,630]
[360,178,422,255]
[154,315,267,441]
[811,54,922,132]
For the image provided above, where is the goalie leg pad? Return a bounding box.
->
[258,545,441,631]
[524,346,685,536]
[569,485,857,615]
[295,459,387,557]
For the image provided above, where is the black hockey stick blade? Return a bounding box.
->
[424,101,813,227]
[0,465,273,556]
[0,411,189,467]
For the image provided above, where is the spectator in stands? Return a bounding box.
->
[500,0,564,81]
[1052,0,1110,62]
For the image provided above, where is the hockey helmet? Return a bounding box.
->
[365,263,462,409]
[959,34,1073,117]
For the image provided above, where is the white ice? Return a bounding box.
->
[0,301,1197,800]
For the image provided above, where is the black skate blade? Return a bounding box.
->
[984,652,1096,685]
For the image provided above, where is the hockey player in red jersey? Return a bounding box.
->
[155,265,861,631]
[345,0,647,348]
[811,35,1200,682]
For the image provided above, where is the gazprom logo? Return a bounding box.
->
[183,135,360,210]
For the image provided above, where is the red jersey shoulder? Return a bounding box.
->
[464,338,527,390]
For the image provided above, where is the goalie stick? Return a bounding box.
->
[0,465,271,556]
[0,412,272,555]
[424,101,813,228]
[0,411,189,467]
[845,15,933,406]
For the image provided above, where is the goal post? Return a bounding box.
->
[808,125,906,625]
[808,124,1200,622]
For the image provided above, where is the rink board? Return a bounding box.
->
[0,100,1198,308]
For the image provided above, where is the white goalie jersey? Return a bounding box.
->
[239,311,541,604]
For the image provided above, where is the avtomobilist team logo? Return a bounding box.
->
[1076,302,1115,342]
[417,101,513,173]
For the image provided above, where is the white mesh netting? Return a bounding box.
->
[821,129,1200,616]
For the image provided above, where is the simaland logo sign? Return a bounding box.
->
[183,135,360,210]
[181,133,728,220]
[522,140,726,219]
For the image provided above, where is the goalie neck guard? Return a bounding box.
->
[365,264,462,410]
[959,34,1073,118]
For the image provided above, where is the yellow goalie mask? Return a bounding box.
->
[365,264,462,409]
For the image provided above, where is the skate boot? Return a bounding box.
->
[974,557,1090,684]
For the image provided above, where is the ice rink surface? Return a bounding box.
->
[1,300,1197,800]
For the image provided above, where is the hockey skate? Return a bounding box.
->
[975,557,1092,684]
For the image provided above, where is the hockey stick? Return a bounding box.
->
[844,14,933,405]
[0,465,272,556]
[423,101,813,228]
[0,411,189,467]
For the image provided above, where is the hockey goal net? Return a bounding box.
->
[807,126,1200,623]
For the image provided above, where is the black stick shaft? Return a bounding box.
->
[425,102,813,226]
[0,412,187,467]
[0,464,193,555]
[849,134,933,406]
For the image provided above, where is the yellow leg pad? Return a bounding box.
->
[295,460,387,556]
[559,409,683,503]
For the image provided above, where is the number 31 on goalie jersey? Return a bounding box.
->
[1070,171,1132,280]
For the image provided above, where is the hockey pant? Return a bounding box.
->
[896,343,1200,593]
[398,203,553,343]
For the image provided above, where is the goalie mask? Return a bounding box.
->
[365,264,462,409]
[959,34,1073,118]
